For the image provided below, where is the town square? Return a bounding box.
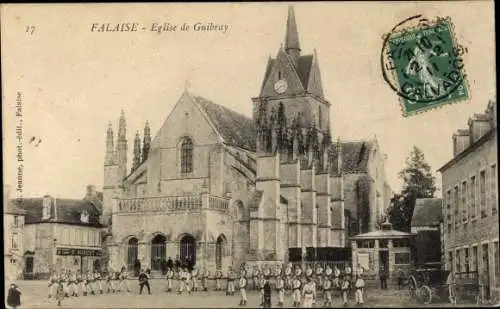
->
[2,2,498,308]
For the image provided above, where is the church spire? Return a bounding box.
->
[285,6,301,66]
[142,121,151,162]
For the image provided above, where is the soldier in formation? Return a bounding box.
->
[238,274,248,306]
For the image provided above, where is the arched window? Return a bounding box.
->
[180,137,193,173]
[215,235,227,270]
[151,235,167,271]
[126,238,139,271]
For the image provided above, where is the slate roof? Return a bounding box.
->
[329,140,374,175]
[191,94,257,152]
[12,198,103,227]
[350,229,413,240]
[296,55,314,89]
[411,198,443,227]
[4,200,27,215]
[248,190,264,211]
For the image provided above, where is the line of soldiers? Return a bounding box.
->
[161,262,365,307]
[233,263,366,307]
[47,266,132,299]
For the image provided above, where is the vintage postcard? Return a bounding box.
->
[2,2,497,308]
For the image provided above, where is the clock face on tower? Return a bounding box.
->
[274,79,288,94]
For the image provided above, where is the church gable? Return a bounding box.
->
[259,49,305,98]
[150,91,222,150]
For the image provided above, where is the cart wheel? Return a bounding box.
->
[408,275,417,300]
[418,285,433,304]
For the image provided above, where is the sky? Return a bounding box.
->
[2,2,496,199]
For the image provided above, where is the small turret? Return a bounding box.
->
[105,122,115,165]
[116,110,128,180]
[142,121,151,162]
[132,131,141,171]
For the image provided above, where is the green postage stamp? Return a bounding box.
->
[381,16,469,117]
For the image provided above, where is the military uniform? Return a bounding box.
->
[69,271,78,296]
[302,281,316,308]
[292,276,302,307]
[226,268,235,296]
[252,267,260,291]
[118,268,131,292]
[276,276,285,307]
[315,266,324,290]
[94,271,103,294]
[48,272,58,298]
[215,269,223,291]
[238,276,248,306]
[285,264,293,290]
[322,276,332,307]
[259,276,266,306]
[76,271,84,296]
[340,276,350,305]
[354,275,365,305]
[166,268,174,292]
[191,267,199,292]
[86,272,95,295]
[201,268,209,291]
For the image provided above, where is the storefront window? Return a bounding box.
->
[395,252,410,264]
[362,240,375,248]
[393,239,409,247]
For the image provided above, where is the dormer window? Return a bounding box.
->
[80,210,89,223]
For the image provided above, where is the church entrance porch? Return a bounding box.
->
[180,234,196,268]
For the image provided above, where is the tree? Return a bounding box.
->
[387,146,437,232]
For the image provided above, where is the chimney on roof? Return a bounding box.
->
[452,129,470,156]
[86,185,97,198]
[468,113,491,144]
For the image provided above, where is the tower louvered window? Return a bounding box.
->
[181,137,193,173]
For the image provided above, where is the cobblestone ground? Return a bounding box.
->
[4,280,485,308]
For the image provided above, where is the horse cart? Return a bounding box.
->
[407,268,451,304]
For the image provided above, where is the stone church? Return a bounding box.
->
[103,7,390,272]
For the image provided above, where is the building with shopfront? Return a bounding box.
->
[4,185,27,281]
[14,185,106,277]
[438,99,498,300]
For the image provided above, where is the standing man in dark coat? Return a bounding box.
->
[134,260,141,277]
[263,277,272,308]
[6,283,21,309]
[379,265,388,290]
[160,259,167,276]
[138,269,151,295]
[166,256,174,270]
[175,255,182,271]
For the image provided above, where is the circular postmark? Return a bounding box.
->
[380,15,469,115]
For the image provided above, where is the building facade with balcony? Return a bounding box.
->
[103,7,391,273]
[438,99,498,300]
[13,186,106,277]
[4,185,27,282]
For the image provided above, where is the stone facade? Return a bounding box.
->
[103,7,390,273]
[439,99,498,300]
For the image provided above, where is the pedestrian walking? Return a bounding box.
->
[238,275,248,306]
[118,266,131,293]
[259,275,266,306]
[201,268,209,291]
[227,266,236,296]
[6,283,21,309]
[138,269,151,295]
